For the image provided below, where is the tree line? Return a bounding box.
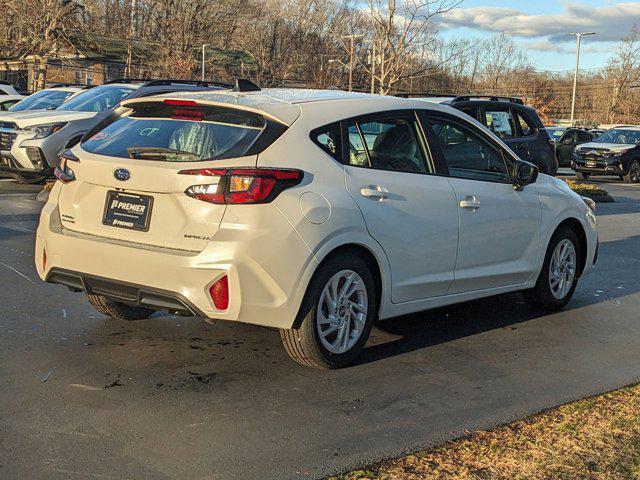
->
[1,0,639,125]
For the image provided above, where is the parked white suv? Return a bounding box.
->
[36,89,598,369]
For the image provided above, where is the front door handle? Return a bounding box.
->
[360,185,389,201]
[459,195,480,211]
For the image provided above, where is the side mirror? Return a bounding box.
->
[513,160,538,190]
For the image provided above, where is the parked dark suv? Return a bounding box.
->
[396,94,557,175]
[545,127,594,167]
[571,126,640,183]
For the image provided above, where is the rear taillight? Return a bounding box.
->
[180,167,303,204]
[54,149,78,183]
[209,275,229,310]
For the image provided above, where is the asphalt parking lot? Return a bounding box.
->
[1,171,639,480]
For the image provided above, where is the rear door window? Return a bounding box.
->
[484,109,516,138]
[82,102,277,161]
[516,112,535,136]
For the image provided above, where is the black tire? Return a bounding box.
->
[86,294,156,321]
[623,159,640,183]
[280,253,377,369]
[523,226,581,311]
[576,172,591,180]
[11,171,50,185]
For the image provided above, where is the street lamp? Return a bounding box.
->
[201,44,210,82]
[566,32,596,126]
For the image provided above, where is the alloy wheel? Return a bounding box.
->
[316,270,368,354]
[549,239,577,300]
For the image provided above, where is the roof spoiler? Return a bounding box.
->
[233,79,261,92]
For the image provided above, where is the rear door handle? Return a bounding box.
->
[360,185,389,201]
[459,195,480,210]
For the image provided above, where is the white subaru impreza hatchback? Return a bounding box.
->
[36,89,598,369]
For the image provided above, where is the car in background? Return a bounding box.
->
[5,84,84,114]
[0,78,232,184]
[571,126,640,182]
[397,93,558,175]
[547,127,594,167]
[0,80,21,96]
[0,95,25,111]
[589,128,605,138]
[37,89,597,369]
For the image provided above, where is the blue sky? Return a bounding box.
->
[437,0,640,71]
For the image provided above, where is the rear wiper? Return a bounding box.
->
[127,147,200,161]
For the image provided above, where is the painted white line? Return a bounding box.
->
[0,260,41,287]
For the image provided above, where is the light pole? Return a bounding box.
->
[566,32,596,126]
[201,44,210,82]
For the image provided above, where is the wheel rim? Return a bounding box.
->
[316,270,368,355]
[549,239,577,300]
[630,161,639,182]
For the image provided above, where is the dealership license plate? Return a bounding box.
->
[586,161,596,168]
[103,191,153,231]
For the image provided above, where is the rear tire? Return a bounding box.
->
[11,172,50,184]
[576,172,591,180]
[86,294,156,321]
[623,159,639,183]
[280,253,377,369]
[523,227,581,311]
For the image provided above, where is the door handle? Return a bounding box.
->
[360,185,389,201]
[459,195,480,210]
[514,142,526,149]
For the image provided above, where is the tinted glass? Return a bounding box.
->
[484,109,515,138]
[347,116,428,173]
[312,123,342,161]
[430,116,510,182]
[594,129,640,144]
[58,85,134,112]
[516,112,534,136]
[577,131,592,142]
[9,90,73,111]
[82,102,267,161]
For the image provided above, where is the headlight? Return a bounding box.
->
[581,196,596,213]
[23,122,67,139]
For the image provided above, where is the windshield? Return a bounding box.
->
[82,102,269,161]
[9,90,74,111]
[594,129,640,145]
[545,127,565,140]
[57,85,134,112]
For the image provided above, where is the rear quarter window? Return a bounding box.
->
[82,102,286,161]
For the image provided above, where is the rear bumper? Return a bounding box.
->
[35,191,317,329]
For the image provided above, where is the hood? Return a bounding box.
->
[576,141,636,153]
[0,110,97,128]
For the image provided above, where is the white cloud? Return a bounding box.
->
[439,2,640,43]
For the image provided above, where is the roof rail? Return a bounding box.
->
[142,79,234,88]
[394,92,457,98]
[232,78,261,92]
[103,78,150,85]
[452,95,524,105]
[0,80,13,86]
[49,83,86,88]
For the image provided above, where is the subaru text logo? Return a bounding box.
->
[114,168,130,181]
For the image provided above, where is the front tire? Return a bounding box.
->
[576,172,591,180]
[86,294,156,321]
[280,253,377,369]
[623,159,640,183]
[11,171,50,184]
[523,227,581,311]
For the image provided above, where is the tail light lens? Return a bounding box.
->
[180,167,303,204]
[209,275,229,310]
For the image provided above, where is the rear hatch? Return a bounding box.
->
[57,98,290,252]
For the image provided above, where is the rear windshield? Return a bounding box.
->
[10,90,74,111]
[82,102,271,161]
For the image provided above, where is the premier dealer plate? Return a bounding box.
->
[103,191,153,231]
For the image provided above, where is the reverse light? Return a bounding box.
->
[180,167,303,204]
[209,275,229,310]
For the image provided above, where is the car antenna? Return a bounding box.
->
[232,79,261,92]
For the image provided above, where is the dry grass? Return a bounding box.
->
[331,384,640,480]
[564,179,610,197]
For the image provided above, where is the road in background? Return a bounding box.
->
[1,172,639,479]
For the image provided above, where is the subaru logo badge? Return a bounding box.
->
[114,168,130,181]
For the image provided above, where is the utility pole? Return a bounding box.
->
[125,0,138,78]
[566,32,596,126]
[201,44,209,82]
[342,34,364,91]
[370,43,376,94]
